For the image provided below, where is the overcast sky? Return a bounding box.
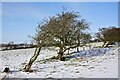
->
[2,2,118,43]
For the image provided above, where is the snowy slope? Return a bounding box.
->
[0,46,118,78]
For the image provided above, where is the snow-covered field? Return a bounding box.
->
[0,43,119,79]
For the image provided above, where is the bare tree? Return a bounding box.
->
[23,10,90,72]
[23,22,52,72]
[96,26,120,47]
[37,10,90,60]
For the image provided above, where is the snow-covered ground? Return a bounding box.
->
[0,43,119,79]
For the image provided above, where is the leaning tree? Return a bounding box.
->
[23,10,90,72]
[96,26,120,47]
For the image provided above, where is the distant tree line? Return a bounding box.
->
[0,42,36,51]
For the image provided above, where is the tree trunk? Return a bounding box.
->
[103,41,112,47]
[77,47,79,52]
[67,49,70,54]
[77,32,80,52]
[57,46,64,60]
[102,41,110,47]
[57,41,65,61]
[23,47,41,72]
[102,41,106,47]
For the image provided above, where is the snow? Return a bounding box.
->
[0,43,118,79]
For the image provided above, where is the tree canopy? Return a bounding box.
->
[23,10,91,72]
[33,10,91,60]
[95,26,120,47]
[34,11,90,47]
